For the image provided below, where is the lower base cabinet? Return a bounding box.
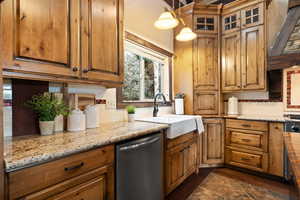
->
[199,118,224,168]
[6,145,115,200]
[165,132,198,195]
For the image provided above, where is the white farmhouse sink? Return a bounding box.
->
[137,115,199,139]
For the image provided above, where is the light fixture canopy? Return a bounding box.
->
[176,27,197,42]
[154,11,179,30]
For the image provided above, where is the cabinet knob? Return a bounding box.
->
[72,67,78,72]
[83,69,89,73]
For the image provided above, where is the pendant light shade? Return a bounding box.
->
[176,27,197,42]
[154,11,179,30]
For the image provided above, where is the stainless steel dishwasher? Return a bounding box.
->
[116,132,163,200]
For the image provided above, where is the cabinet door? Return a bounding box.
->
[194,90,219,115]
[184,141,198,175]
[241,25,265,90]
[202,119,224,165]
[194,34,219,91]
[222,11,240,34]
[1,0,80,77]
[48,176,105,200]
[165,146,185,194]
[221,31,241,91]
[241,3,264,29]
[194,15,218,34]
[81,0,124,83]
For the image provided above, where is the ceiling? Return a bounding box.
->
[163,0,236,8]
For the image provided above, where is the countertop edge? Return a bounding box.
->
[4,123,169,172]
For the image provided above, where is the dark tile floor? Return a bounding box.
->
[166,168,290,200]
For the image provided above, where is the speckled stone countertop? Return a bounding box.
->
[4,121,169,172]
[223,115,288,122]
[284,132,300,190]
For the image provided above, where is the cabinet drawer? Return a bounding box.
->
[8,145,114,199]
[226,119,268,131]
[225,147,268,172]
[226,129,268,152]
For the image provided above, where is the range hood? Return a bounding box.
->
[269,0,300,70]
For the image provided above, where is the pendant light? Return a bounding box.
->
[175,0,197,42]
[154,11,179,30]
[154,0,179,30]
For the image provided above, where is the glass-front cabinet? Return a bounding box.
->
[195,15,218,34]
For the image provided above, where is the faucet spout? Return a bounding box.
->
[153,93,167,117]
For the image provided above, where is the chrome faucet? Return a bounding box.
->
[153,93,167,117]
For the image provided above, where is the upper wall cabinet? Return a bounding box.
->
[81,0,124,83]
[0,0,124,86]
[195,15,218,34]
[1,0,80,77]
[222,11,240,34]
[221,0,266,92]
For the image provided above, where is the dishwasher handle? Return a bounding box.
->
[120,137,160,151]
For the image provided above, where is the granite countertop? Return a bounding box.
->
[223,115,287,122]
[283,132,300,190]
[4,121,169,172]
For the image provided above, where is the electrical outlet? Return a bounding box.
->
[106,99,116,109]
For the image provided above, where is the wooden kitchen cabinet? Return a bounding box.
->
[200,118,224,167]
[221,0,266,92]
[7,145,115,200]
[241,25,265,90]
[0,0,124,86]
[81,0,124,83]
[221,31,241,91]
[165,132,198,195]
[194,34,219,91]
[194,90,220,115]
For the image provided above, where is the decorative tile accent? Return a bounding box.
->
[187,173,289,200]
[286,70,300,109]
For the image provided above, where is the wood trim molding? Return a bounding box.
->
[268,53,300,70]
[125,31,173,57]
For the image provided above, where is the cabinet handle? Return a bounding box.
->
[241,138,251,143]
[83,69,89,73]
[72,67,78,72]
[64,162,84,171]
[241,124,251,128]
[241,157,250,162]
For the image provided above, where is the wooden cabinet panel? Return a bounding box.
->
[194,90,219,115]
[222,11,241,34]
[194,15,218,34]
[1,0,80,77]
[221,31,241,91]
[241,2,264,29]
[225,147,268,173]
[202,118,224,165]
[48,176,105,200]
[81,0,124,83]
[225,128,268,152]
[8,145,114,199]
[268,123,284,177]
[226,119,268,131]
[165,132,198,194]
[241,25,265,90]
[194,34,219,91]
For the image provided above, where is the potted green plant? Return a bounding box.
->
[25,93,69,136]
[126,105,136,122]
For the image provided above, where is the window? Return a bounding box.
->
[117,37,172,108]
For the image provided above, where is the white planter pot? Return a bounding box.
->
[128,114,135,122]
[39,121,55,136]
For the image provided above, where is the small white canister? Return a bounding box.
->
[85,105,100,129]
[68,109,86,132]
[175,98,184,115]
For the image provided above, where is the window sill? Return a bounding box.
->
[117,101,172,109]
